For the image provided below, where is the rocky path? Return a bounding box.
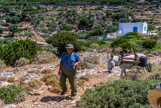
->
[0,54,160,108]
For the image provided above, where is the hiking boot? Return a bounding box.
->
[60,91,66,95]
[70,96,76,100]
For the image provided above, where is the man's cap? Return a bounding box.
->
[65,44,74,48]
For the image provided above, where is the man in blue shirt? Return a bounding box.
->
[58,44,82,97]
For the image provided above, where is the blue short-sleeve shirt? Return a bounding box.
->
[60,52,82,71]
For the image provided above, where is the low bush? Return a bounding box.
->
[28,80,42,89]
[78,62,95,69]
[142,40,157,49]
[0,38,17,44]
[80,46,91,52]
[0,76,7,81]
[121,32,143,40]
[0,85,28,104]
[77,80,159,108]
[41,69,54,74]
[139,63,161,80]
[0,59,6,69]
[86,28,104,38]
[80,74,91,81]
[41,74,62,93]
[106,25,118,33]
[59,23,72,31]
[90,43,99,49]
[14,57,29,67]
[110,38,136,52]
[24,32,34,38]
[83,56,100,64]
[7,77,15,83]
[151,50,161,56]
[1,39,41,65]
[34,51,58,64]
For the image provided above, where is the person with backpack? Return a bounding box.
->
[58,44,82,98]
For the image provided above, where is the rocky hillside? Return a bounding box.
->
[0,2,161,43]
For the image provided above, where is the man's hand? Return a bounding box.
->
[58,70,61,75]
[74,62,79,67]
[74,61,82,67]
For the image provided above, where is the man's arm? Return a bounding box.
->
[58,64,62,75]
[74,61,82,67]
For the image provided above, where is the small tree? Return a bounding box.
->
[46,32,80,54]
[0,27,4,36]
[106,25,118,33]
[24,32,34,38]
[59,23,72,31]
[142,40,156,49]
[8,24,18,36]
[148,24,156,31]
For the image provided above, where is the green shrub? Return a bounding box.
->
[24,32,34,37]
[86,28,104,38]
[78,31,89,39]
[2,39,41,65]
[40,33,50,38]
[8,24,18,35]
[121,32,143,40]
[78,17,94,30]
[95,21,107,29]
[106,25,118,33]
[142,40,157,49]
[59,23,72,31]
[0,85,28,104]
[110,38,136,52]
[148,24,156,31]
[46,32,80,54]
[104,10,112,17]
[0,38,17,44]
[0,27,4,35]
[77,80,159,108]
[80,46,91,52]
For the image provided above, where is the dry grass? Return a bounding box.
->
[0,76,7,81]
[27,80,43,91]
[0,59,6,70]
[34,51,58,64]
[12,67,20,74]
[19,76,28,82]
[41,74,62,93]
[14,57,29,67]
[151,50,161,56]
[138,63,161,80]
[7,77,15,83]
[78,74,91,87]
[28,70,41,75]
[113,47,122,55]
[48,84,62,94]
[77,79,86,87]
[90,43,99,49]
[79,74,91,81]
[83,56,100,64]
[41,74,59,82]
[41,69,53,74]
[78,62,95,69]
